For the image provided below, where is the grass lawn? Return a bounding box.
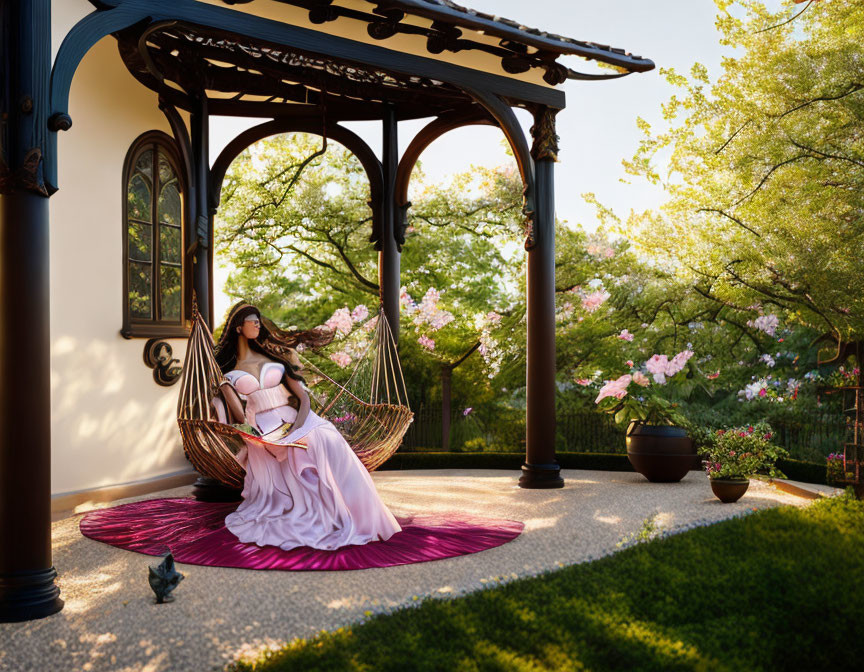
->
[229,493,864,672]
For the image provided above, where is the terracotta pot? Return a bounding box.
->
[710,478,750,503]
[626,423,699,483]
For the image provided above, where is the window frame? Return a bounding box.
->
[121,130,191,339]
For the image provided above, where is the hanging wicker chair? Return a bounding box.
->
[177,305,413,490]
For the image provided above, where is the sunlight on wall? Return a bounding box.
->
[49,33,192,494]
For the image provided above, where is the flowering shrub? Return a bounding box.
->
[747,313,780,336]
[826,452,853,485]
[700,423,788,480]
[594,350,698,427]
[738,376,799,402]
[581,290,610,313]
[329,351,352,368]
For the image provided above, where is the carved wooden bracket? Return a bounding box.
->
[143,339,183,386]
[530,107,559,162]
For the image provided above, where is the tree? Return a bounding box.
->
[216,133,526,411]
[625,0,864,345]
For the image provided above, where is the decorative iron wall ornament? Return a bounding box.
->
[143,339,183,386]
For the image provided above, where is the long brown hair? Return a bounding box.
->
[213,302,334,380]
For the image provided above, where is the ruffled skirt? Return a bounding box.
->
[225,409,402,551]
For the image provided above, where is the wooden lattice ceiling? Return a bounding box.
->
[117,21,494,120]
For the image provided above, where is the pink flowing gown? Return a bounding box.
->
[222,362,402,551]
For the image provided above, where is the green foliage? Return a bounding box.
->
[700,422,789,480]
[625,0,864,343]
[228,495,864,672]
[616,513,662,549]
[216,133,526,411]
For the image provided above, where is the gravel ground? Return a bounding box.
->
[1,469,815,672]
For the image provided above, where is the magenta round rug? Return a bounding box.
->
[79,498,524,571]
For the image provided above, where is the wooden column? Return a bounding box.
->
[190,97,238,502]
[520,106,564,489]
[0,0,64,621]
[190,96,211,328]
[379,105,400,343]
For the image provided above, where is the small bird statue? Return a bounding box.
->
[148,552,184,604]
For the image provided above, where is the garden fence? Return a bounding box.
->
[400,406,846,463]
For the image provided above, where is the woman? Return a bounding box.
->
[212,302,401,551]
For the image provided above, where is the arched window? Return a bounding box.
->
[122,131,189,338]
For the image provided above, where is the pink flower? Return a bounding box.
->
[707,371,720,380]
[618,329,634,342]
[399,287,418,314]
[463,407,473,416]
[632,371,650,387]
[362,315,379,333]
[417,335,436,350]
[575,378,592,386]
[645,354,669,384]
[581,290,610,313]
[730,451,736,457]
[485,311,502,325]
[325,308,354,336]
[747,426,754,434]
[759,388,767,397]
[716,429,726,435]
[413,288,454,332]
[665,350,694,377]
[329,351,352,368]
[626,360,634,368]
[351,304,369,323]
[747,314,779,336]
[595,374,631,404]
[763,433,772,440]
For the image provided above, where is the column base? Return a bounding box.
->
[0,567,63,623]
[192,476,242,502]
[519,462,564,489]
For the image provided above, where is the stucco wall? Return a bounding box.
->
[50,5,194,495]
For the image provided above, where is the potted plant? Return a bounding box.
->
[700,423,788,502]
[595,351,703,482]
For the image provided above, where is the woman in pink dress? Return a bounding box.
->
[212,303,401,552]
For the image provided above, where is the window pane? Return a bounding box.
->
[158,151,174,186]
[136,148,153,180]
[160,265,181,321]
[129,262,152,319]
[158,153,181,226]
[160,225,181,264]
[128,222,152,262]
[127,174,151,221]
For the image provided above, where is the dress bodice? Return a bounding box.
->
[226,362,293,431]
[226,361,286,395]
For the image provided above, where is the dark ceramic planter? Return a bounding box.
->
[710,478,750,503]
[625,423,699,483]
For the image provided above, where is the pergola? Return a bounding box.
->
[0,0,653,622]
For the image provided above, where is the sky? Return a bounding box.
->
[209,0,734,318]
